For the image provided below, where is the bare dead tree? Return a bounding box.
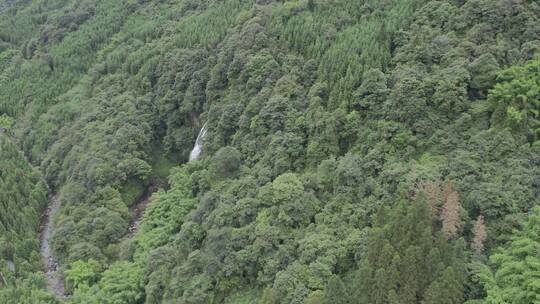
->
[472,215,487,255]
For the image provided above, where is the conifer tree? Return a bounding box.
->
[323,275,350,304]
[354,199,465,304]
[472,208,540,304]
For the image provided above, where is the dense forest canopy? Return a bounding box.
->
[0,0,539,303]
[0,135,53,303]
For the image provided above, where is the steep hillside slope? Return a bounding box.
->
[0,134,54,303]
[0,0,539,303]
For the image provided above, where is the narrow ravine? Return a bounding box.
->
[40,194,66,298]
[128,185,158,237]
[129,122,208,236]
[37,122,209,296]
[3,132,66,297]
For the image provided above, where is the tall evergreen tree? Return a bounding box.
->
[471,208,540,304]
[323,275,350,304]
[355,199,466,304]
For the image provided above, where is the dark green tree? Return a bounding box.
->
[323,275,350,304]
[211,146,242,178]
[355,199,466,304]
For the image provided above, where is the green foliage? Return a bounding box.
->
[223,290,259,304]
[64,259,102,292]
[119,178,145,207]
[0,114,13,130]
[323,275,350,304]
[489,57,540,143]
[150,150,176,179]
[95,262,144,304]
[0,135,54,302]
[354,199,466,304]
[211,146,243,178]
[0,272,57,304]
[259,287,278,304]
[1,0,539,302]
[470,207,540,304]
[304,290,323,304]
[70,261,144,304]
[469,54,500,91]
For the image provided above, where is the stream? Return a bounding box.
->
[40,194,66,298]
[2,133,66,297]
[39,122,208,296]
[127,185,158,237]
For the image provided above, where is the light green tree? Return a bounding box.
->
[470,207,540,304]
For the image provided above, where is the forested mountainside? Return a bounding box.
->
[0,134,53,302]
[0,0,539,303]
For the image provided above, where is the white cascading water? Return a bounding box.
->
[189,122,207,161]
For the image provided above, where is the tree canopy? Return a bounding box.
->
[0,0,539,303]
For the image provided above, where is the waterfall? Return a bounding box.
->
[189,122,207,161]
[6,260,15,273]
